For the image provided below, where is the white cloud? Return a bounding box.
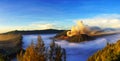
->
[0,23,55,33]
[0,26,17,33]
[16,23,55,30]
[1,14,120,33]
[30,23,55,30]
[75,14,120,28]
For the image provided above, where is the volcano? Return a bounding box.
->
[54,21,94,42]
[54,20,120,42]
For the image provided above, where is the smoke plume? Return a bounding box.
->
[67,21,120,37]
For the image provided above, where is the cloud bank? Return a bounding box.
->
[75,14,120,28]
[1,14,120,33]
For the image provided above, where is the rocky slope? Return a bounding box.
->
[54,31,94,43]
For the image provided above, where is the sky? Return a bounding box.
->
[0,0,120,33]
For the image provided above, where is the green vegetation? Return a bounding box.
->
[88,40,120,61]
[17,35,66,61]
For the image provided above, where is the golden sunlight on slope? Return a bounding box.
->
[0,34,19,41]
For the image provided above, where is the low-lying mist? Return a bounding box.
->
[22,33,120,61]
[21,21,120,61]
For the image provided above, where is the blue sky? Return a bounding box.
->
[0,0,120,33]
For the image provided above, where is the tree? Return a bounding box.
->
[17,35,66,61]
[49,40,66,61]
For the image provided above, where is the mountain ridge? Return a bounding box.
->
[1,29,66,35]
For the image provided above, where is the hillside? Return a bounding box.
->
[88,40,120,61]
[0,34,19,41]
[0,34,22,60]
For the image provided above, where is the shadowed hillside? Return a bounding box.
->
[0,34,23,60]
